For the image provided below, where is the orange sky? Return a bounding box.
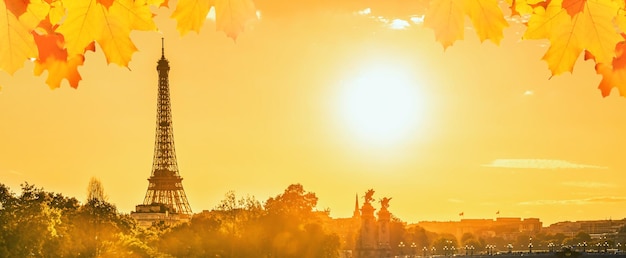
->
[1,0,626,226]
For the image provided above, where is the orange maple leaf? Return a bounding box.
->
[56,0,156,67]
[524,0,621,75]
[171,0,257,39]
[98,0,115,9]
[594,35,626,97]
[32,19,93,89]
[0,0,49,74]
[561,0,584,17]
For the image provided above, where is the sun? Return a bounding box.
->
[337,65,424,147]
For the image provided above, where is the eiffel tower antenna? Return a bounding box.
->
[139,38,192,215]
[161,37,165,58]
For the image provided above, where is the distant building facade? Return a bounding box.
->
[544,219,626,238]
[415,217,543,241]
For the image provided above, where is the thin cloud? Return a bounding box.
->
[519,196,626,206]
[353,8,418,30]
[448,198,464,203]
[0,169,23,176]
[482,159,608,170]
[389,19,410,30]
[410,15,424,24]
[561,181,615,189]
[354,8,371,16]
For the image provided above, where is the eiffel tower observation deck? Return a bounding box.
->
[132,39,192,227]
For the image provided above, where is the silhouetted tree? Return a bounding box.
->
[86,177,107,202]
[265,184,318,219]
[432,234,459,255]
[262,184,339,258]
[389,216,408,254]
[406,226,430,250]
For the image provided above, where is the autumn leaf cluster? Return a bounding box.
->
[421,0,626,96]
[3,0,626,96]
[0,0,256,89]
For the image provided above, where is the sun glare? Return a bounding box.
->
[337,65,423,147]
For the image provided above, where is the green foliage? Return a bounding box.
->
[0,183,343,257]
[0,183,76,257]
[0,183,165,257]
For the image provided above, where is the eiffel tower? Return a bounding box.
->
[132,39,192,225]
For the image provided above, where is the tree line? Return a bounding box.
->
[0,182,339,257]
[2,181,625,257]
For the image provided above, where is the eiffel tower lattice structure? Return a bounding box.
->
[139,38,192,215]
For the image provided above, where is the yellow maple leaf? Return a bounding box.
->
[523,2,566,40]
[56,0,156,67]
[172,0,257,39]
[423,0,465,49]
[213,0,257,40]
[47,0,65,25]
[525,0,621,75]
[507,0,546,16]
[0,0,49,74]
[614,8,626,34]
[425,0,508,49]
[464,0,509,44]
[148,0,169,8]
[171,0,212,35]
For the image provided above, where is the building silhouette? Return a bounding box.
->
[354,190,392,258]
[131,39,192,227]
[415,217,542,242]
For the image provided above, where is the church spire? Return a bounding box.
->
[353,193,360,219]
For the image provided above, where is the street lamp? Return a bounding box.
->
[486,245,494,256]
[529,237,533,254]
[465,245,469,256]
[507,244,514,254]
[452,246,456,256]
[470,246,474,256]
[617,243,622,253]
[432,246,437,256]
[604,241,609,253]
[411,242,417,258]
[399,242,406,257]
[548,243,554,253]
[444,246,449,257]
[423,247,428,257]
[583,242,587,253]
